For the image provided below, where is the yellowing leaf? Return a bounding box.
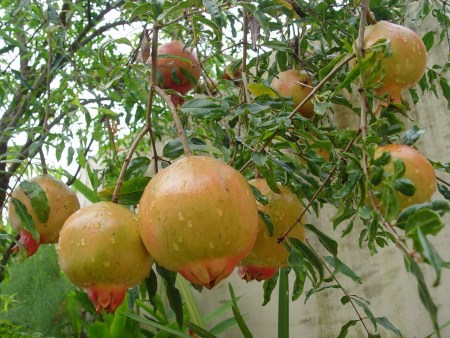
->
[247,84,278,98]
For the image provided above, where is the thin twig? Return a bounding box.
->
[278,131,360,242]
[437,176,450,187]
[241,8,251,104]
[154,86,192,156]
[192,42,243,68]
[111,126,150,203]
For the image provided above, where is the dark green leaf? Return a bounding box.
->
[397,200,450,227]
[382,185,399,222]
[181,99,225,120]
[304,223,338,256]
[262,271,279,306]
[403,125,426,146]
[418,228,443,286]
[337,320,358,338]
[124,157,151,181]
[288,250,307,301]
[405,209,444,237]
[422,31,435,52]
[19,181,50,223]
[258,210,274,236]
[437,184,450,200]
[323,256,362,284]
[304,285,340,303]
[251,151,267,166]
[278,268,289,338]
[98,177,151,205]
[10,198,39,242]
[156,264,183,328]
[184,321,217,338]
[352,298,376,329]
[394,178,416,196]
[439,76,450,109]
[145,269,158,308]
[288,238,324,285]
[250,184,269,205]
[375,317,402,336]
[209,317,238,336]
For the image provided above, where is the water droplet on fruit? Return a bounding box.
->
[56,195,61,200]
[415,169,420,174]
[103,261,111,267]
[80,238,86,246]
[94,212,98,217]
[216,208,223,217]
[110,237,115,244]
[94,222,101,229]
[178,212,184,221]
[91,256,95,263]
[187,220,193,228]
[173,243,180,251]
[101,206,106,211]
[209,242,216,249]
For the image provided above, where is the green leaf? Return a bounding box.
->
[382,185,399,222]
[288,238,324,286]
[352,298,376,329]
[288,250,307,301]
[262,271,279,306]
[158,0,194,20]
[184,321,216,338]
[375,317,402,336]
[228,284,253,338]
[258,210,274,236]
[181,98,226,120]
[98,177,151,205]
[422,31,435,52]
[405,209,444,237]
[10,198,39,242]
[408,258,440,336]
[145,269,158,308]
[70,177,102,203]
[125,313,190,338]
[203,0,220,19]
[156,264,183,328]
[337,320,358,338]
[209,317,238,336]
[19,181,50,223]
[250,184,269,205]
[403,125,426,146]
[394,178,416,197]
[323,256,362,284]
[252,151,267,166]
[418,228,444,286]
[439,76,450,109]
[278,268,289,338]
[124,157,151,181]
[304,285,340,303]
[304,223,338,256]
[397,200,449,227]
[248,83,278,97]
[177,276,205,328]
[437,183,450,200]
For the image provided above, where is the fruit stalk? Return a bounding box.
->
[154,86,192,156]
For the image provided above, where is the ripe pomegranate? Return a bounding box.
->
[8,175,80,257]
[372,144,436,210]
[58,201,153,313]
[271,69,315,118]
[238,178,306,282]
[149,40,201,106]
[138,155,259,289]
[361,21,427,105]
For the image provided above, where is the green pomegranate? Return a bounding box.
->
[58,201,153,313]
[138,155,259,289]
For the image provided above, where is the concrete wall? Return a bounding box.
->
[193,9,450,338]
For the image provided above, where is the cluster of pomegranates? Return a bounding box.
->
[7,20,433,314]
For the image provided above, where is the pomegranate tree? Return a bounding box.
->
[238,178,306,281]
[150,40,201,106]
[361,21,427,105]
[271,69,315,118]
[8,175,80,257]
[138,155,259,289]
[372,144,436,210]
[57,201,153,313]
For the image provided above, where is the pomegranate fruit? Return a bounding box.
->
[238,178,306,282]
[138,155,259,289]
[372,144,436,210]
[8,175,80,257]
[271,69,315,118]
[58,201,153,313]
[149,40,201,106]
[222,64,242,85]
[361,21,427,104]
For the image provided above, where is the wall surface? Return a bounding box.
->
[193,9,450,338]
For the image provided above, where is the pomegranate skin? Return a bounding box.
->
[239,178,306,281]
[150,40,201,95]
[58,201,153,313]
[8,175,80,256]
[373,144,436,210]
[271,70,315,118]
[363,21,427,103]
[138,155,259,289]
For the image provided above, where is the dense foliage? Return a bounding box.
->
[0,0,449,337]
